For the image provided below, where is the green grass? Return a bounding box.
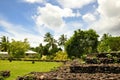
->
[0,60,62,80]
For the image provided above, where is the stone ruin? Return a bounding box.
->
[17,52,120,80]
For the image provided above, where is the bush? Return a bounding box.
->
[106,54,112,58]
[0,76,4,80]
[81,54,87,60]
[41,55,47,60]
[113,57,118,63]
[53,51,68,60]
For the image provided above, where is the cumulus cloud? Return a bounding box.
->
[23,0,44,3]
[57,0,96,8]
[90,0,120,36]
[97,0,120,18]
[33,3,79,30]
[82,13,96,23]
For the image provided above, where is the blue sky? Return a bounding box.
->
[0,0,120,47]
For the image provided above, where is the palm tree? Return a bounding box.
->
[0,36,9,52]
[58,34,67,50]
[44,32,52,42]
[44,32,57,49]
[101,33,111,41]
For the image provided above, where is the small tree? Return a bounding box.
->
[44,32,58,55]
[9,39,30,58]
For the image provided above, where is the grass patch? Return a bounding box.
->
[0,60,62,80]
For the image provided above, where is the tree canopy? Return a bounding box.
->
[9,39,30,58]
[1,29,120,59]
[0,36,9,52]
[98,34,120,52]
[65,29,99,58]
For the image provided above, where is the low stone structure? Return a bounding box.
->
[0,71,10,77]
[17,52,120,80]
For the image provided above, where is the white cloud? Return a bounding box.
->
[23,0,44,3]
[0,19,43,47]
[57,0,96,8]
[82,13,96,23]
[33,3,78,30]
[90,0,120,36]
[54,22,83,40]
[97,0,120,18]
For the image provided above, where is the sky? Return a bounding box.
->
[0,0,120,47]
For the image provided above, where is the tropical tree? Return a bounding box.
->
[58,34,67,50]
[108,37,120,51]
[44,32,58,55]
[101,33,111,41]
[98,34,120,52]
[97,33,112,52]
[44,32,57,49]
[0,36,9,52]
[65,29,99,58]
[9,39,30,58]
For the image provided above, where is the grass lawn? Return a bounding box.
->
[0,60,62,80]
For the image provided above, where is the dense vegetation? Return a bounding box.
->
[0,29,120,60]
[65,29,99,58]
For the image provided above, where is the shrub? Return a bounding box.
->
[81,54,87,61]
[41,55,47,60]
[106,54,112,58]
[113,57,118,63]
[0,76,4,80]
[53,51,68,60]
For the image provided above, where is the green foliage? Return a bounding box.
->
[106,54,112,58]
[9,39,30,58]
[49,45,59,55]
[81,54,87,60]
[58,34,67,50]
[53,51,68,60]
[41,55,47,60]
[41,45,49,55]
[97,33,111,53]
[65,29,99,58]
[43,32,59,55]
[0,36,9,52]
[97,41,111,53]
[107,37,120,51]
[113,57,118,63]
[97,33,120,52]
[44,32,57,49]
[0,76,4,80]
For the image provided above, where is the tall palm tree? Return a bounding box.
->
[44,32,52,42]
[44,32,57,49]
[58,34,67,49]
[0,36,9,52]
